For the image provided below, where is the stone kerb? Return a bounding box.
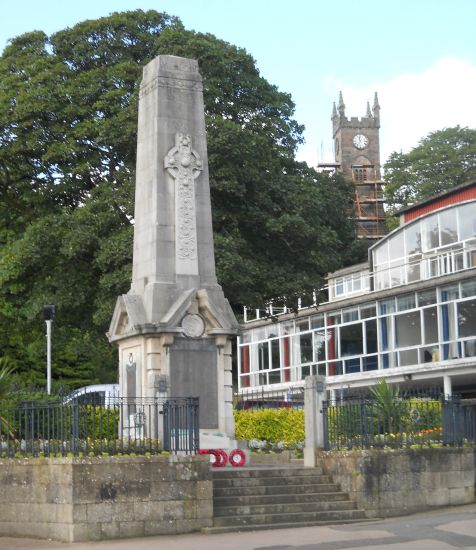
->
[0,455,213,542]
[317,447,476,518]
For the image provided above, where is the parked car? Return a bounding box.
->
[63,384,120,407]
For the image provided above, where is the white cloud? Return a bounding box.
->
[327,57,476,167]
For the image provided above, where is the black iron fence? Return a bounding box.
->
[323,395,476,450]
[235,386,304,410]
[0,397,199,457]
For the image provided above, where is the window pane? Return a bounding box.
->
[317,364,326,376]
[328,360,343,376]
[282,321,294,336]
[389,261,404,287]
[461,280,476,298]
[418,289,436,306]
[458,203,476,241]
[439,209,458,246]
[258,342,269,370]
[395,311,421,348]
[340,323,363,356]
[297,319,310,331]
[343,308,359,323]
[361,305,376,319]
[399,348,418,366]
[352,275,362,292]
[300,365,310,379]
[345,277,353,294]
[464,340,476,357]
[397,293,416,311]
[423,306,438,344]
[407,255,421,283]
[375,270,390,290]
[270,339,280,369]
[389,232,405,260]
[421,346,437,363]
[440,284,459,302]
[405,222,422,255]
[268,370,281,384]
[379,298,396,315]
[313,331,326,362]
[374,243,389,265]
[300,333,313,363]
[345,358,361,374]
[365,319,378,354]
[458,299,476,338]
[310,314,324,329]
[422,214,439,250]
[327,313,341,326]
[335,278,344,295]
[363,356,378,371]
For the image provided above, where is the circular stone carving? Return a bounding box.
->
[181,314,205,338]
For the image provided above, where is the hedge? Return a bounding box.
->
[234,408,304,446]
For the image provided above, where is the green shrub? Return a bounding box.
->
[234,408,304,447]
[403,399,442,432]
[77,405,120,439]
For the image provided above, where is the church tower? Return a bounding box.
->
[331,92,386,240]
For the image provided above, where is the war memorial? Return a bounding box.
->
[0,54,475,543]
[108,55,239,443]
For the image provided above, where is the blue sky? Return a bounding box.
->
[1,0,475,167]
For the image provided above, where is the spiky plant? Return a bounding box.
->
[369,379,402,435]
[0,359,15,401]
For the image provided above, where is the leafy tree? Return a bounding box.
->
[0,10,359,387]
[384,126,476,215]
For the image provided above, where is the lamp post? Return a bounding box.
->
[43,305,55,395]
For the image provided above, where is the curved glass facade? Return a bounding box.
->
[371,202,476,290]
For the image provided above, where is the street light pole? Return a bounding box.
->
[46,319,52,395]
[43,305,55,395]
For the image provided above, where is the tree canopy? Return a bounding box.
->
[0,10,359,388]
[384,126,476,214]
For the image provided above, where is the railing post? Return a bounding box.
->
[304,375,326,468]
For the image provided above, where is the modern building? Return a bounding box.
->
[319,92,386,241]
[238,181,476,399]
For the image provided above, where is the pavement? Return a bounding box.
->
[1,504,476,550]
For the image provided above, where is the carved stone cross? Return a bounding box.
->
[164,133,203,273]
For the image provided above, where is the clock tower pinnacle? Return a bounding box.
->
[331,91,386,241]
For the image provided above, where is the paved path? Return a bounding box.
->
[1,504,476,550]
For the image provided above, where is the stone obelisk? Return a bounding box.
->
[108,55,238,438]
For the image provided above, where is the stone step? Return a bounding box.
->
[202,517,371,534]
[213,474,333,488]
[212,508,367,527]
[213,482,340,497]
[212,467,322,479]
[213,491,350,507]
[214,499,357,517]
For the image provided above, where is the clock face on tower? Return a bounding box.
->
[353,134,369,150]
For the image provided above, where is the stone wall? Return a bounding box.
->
[0,455,212,542]
[318,447,476,518]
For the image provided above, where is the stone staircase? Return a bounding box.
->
[205,466,367,533]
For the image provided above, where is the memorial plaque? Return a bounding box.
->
[170,338,218,428]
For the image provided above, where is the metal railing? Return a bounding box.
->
[0,397,199,457]
[235,386,304,410]
[323,395,476,450]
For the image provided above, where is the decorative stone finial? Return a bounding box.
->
[373,92,380,116]
[332,101,337,119]
[338,91,345,117]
